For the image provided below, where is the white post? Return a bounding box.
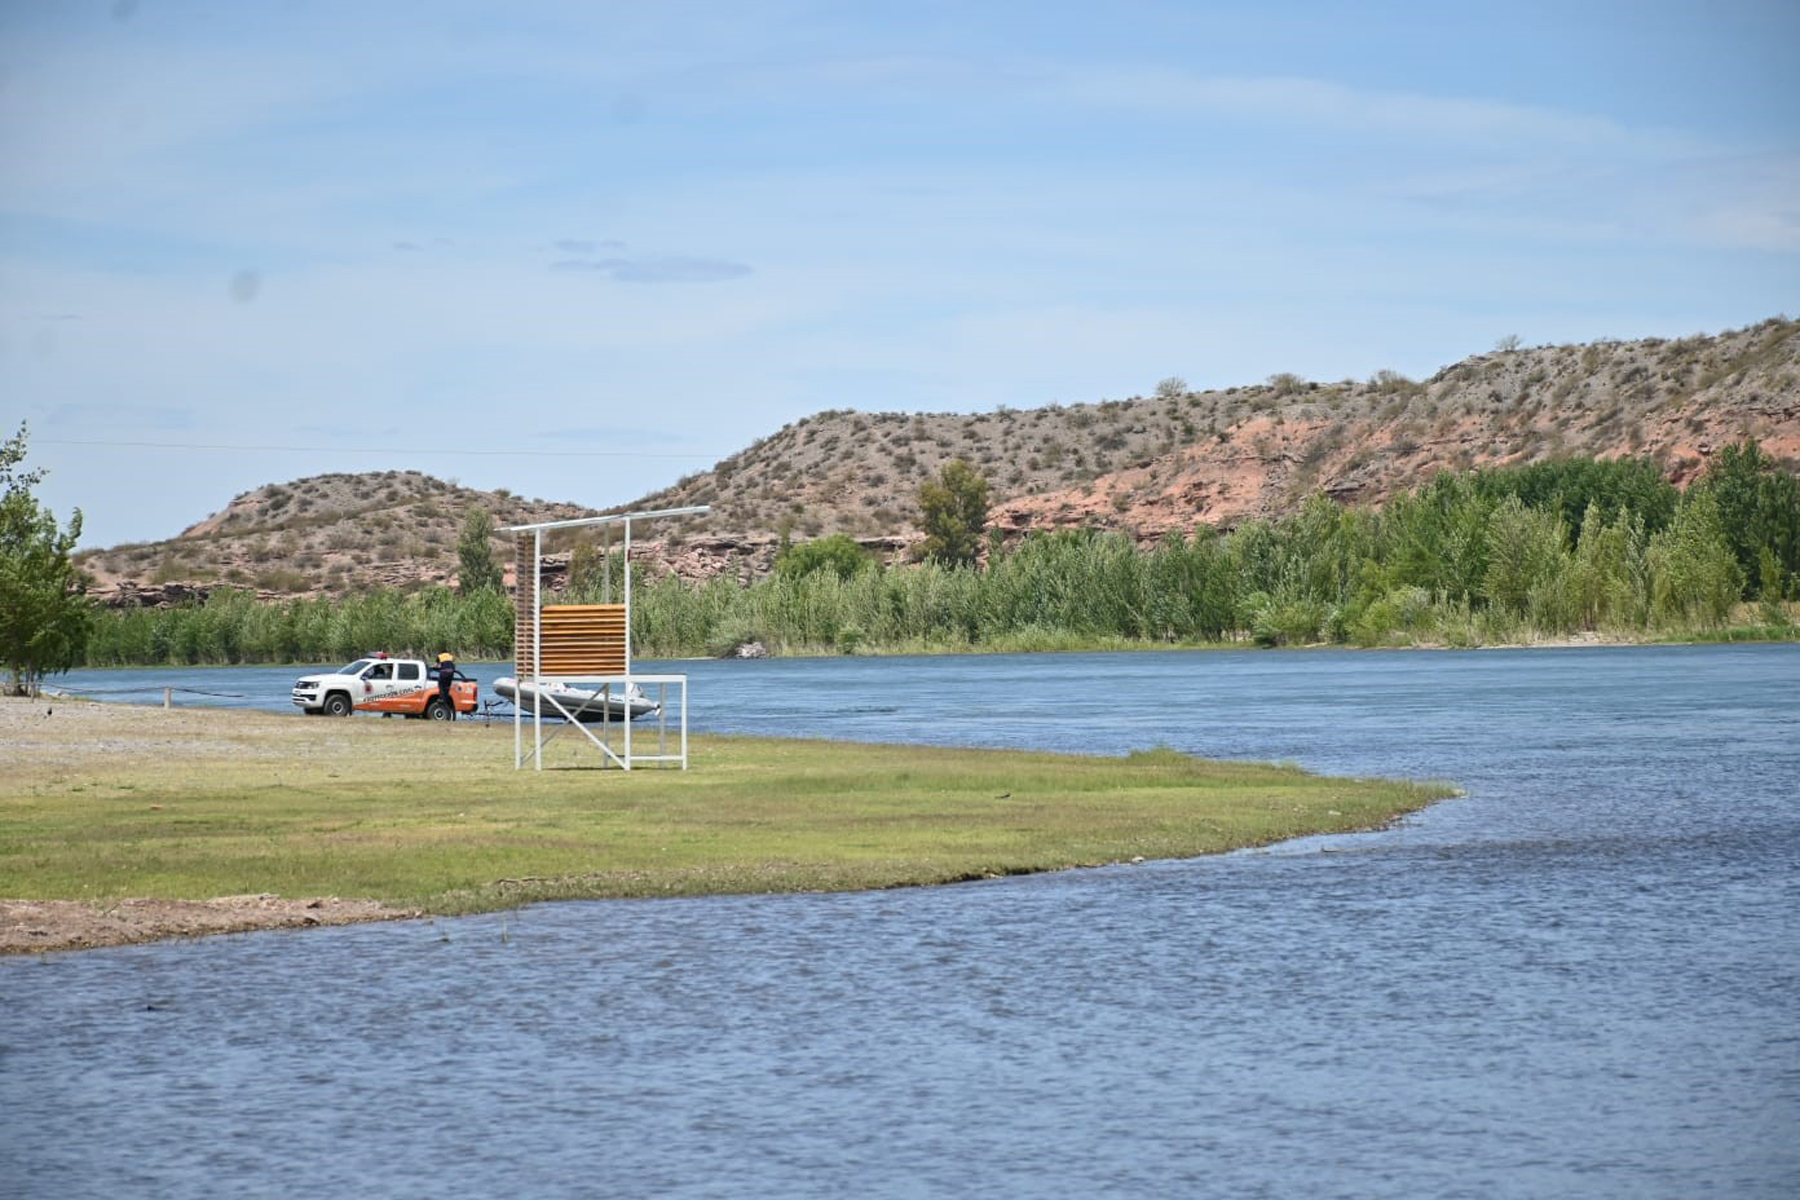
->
[513,535,522,768]
[533,528,543,771]
[623,517,632,771]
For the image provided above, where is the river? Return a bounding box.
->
[3,644,1796,1198]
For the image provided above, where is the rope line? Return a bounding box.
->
[50,684,252,698]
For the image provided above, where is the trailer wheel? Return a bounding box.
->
[425,697,451,721]
[323,692,352,717]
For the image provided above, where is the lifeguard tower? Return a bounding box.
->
[505,506,708,770]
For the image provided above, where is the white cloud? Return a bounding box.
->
[1052,68,1673,152]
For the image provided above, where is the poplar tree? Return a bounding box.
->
[1698,438,1800,599]
[456,504,503,595]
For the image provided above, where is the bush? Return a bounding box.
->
[1249,593,1329,647]
[775,534,876,582]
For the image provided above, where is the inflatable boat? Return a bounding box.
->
[493,677,661,722]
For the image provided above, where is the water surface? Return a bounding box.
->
[5,645,1796,1198]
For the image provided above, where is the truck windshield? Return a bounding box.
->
[340,659,373,676]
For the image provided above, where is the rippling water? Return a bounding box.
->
[5,645,1797,1198]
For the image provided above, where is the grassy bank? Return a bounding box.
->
[0,700,1452,920]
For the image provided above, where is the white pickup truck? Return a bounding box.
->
[291,655,478,719]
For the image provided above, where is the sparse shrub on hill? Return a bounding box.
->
[915,459,990,568]
[1268,372,1306,397]
[1370,369,1423,397]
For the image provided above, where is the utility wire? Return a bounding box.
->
[38,438,718,459]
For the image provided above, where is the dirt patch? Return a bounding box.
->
[0,894,419,955]
[1,694,446,954]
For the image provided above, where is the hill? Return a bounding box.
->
[77,471,598,602]
[78,317,1799,602]
[642,316,1798,541]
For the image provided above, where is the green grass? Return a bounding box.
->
[0,704,1453,916]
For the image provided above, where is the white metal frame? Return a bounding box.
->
[505,505,708,771]
[510,674,689,770]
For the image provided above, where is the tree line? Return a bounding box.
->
[55,438,1798,670]
[2,420,1794,683]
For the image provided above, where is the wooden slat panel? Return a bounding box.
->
[513,534,540,676]
[534,603,627,676]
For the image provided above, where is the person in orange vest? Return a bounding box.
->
[435,652,458,721]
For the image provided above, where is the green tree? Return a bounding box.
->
[1379,471,1493,603]
[1567,503,1648,629]
[565,541,620,600]
[916,458,990,568]
[456,504,503,596]
[1647,489,1742,628]
[0,423,91,694]
[1483,496,1567,619]
[775,533,876,581]
[1472,456,1677,545]
[1696,438,1800,598]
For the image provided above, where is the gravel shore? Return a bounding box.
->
[1,695,420,954]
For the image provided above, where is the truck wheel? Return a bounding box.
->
[323,692,352,717]
[425,697,450,721]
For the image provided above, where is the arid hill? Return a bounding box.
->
[644,316,1798,543]
[78,471,598,601]
[79,317,1799,602]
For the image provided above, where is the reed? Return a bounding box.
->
[81,455,1797,666]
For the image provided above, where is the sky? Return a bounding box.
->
[3,0,1797,550]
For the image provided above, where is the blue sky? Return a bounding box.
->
[3,0,1796,549]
